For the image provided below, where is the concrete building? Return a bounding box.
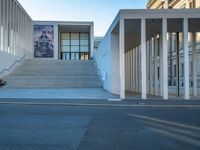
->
[0,0,94,78]
[33,21,94,60]
[0,0,200,100]
[94,9,200,100]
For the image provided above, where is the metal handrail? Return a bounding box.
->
[0,55,26,78]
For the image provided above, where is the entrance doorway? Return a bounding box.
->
[60,32,90,60]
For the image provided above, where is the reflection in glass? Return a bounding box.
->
[71,46,79,52]
[80,33,89,39]
[60,32,90,60]
[80,45,89,52]
[61,33,70,39]
[61,40,70,45]
[71,40,79,45]
[71,33,79,40]
[80,39,88,45]
[61,46,70,52]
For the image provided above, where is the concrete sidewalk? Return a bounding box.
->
[0,88,119,100]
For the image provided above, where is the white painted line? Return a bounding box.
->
[127,113,200,131]
[107,99,122,101]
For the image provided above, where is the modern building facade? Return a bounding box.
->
[0,0,94,79]
[94,9,200,100]
[0,0,200,100]
[33,21,94,60]
[146,0,200,97]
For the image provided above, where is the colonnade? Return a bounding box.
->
[121,18,198,100]
[0,0,33,58]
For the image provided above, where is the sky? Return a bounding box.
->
[18,0,148,36]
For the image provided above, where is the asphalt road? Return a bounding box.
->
[0,101,200,150]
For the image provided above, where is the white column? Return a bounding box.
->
[125,53,128,91]
[192,33,197,97]
[183,18,190,100]
[176,32,180,96]
[13,2,16,56]
[139,46,141,93]
[8,0,12,54]
[2,0,6,51]
[131,50,134,92]
[159,35,163,96]
[0,0,2,51]
[90,24,94,59]
[150,38,154,95]
[141,18,147,99]
[146,40,150,94]
[135,47,138,92]
[133,49,135,92]
[5,0,8,53]
[162,18,168,100]
[154,37,158,95]
[119,19,125,99]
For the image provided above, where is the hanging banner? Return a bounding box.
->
[34,25,54,58]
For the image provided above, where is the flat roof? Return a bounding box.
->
[103,9,200,51]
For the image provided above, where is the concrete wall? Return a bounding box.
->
[94,33,112,93]
[93,31,120,95]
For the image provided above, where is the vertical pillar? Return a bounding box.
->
[2,0,6,51]
[119,19,125,99]
[176,32,180,96]
[8,0,12,54]
[135,47,138,92]
[125,52,128,91]
[133,49,136,92]
[11,0,14,55]
[183,18,190,100]
[162,18,168,100]
[192,32,197,97]
[90,24,94,59]
[131,50,134,92]
[128,51,131,91]
[169,33,173,86]
[0,0,2,51]
[159,35,163,96]
[138,46,141,93]
[154,37,158,95]
[141,18,147,99]
[146,40,150,94]
[5,0,8,53]
[13,2,16,55]
[150,38,154,95]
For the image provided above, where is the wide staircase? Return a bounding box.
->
[4,59,102,88]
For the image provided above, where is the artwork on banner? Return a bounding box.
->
[34,25,54,58]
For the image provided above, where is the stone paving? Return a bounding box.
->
[0,88,119,100]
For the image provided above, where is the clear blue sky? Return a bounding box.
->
[18,0,148,36]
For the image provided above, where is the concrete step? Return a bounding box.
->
[5,76,102,88]
[4,59,102,88]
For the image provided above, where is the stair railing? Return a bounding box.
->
[0,55,26,79]
[92,58,103,84]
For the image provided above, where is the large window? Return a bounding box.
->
[60,32,90,60]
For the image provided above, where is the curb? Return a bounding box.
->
[0,101,200,108]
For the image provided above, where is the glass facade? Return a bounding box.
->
[60,32,90,60]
